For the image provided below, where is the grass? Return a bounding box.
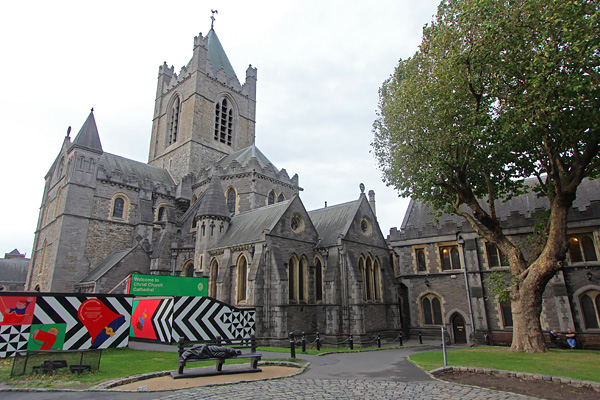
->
[0,347,271,389]
[409,347,600,383]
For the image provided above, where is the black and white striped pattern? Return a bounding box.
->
[172,297,255,342]
[150,297,173,343]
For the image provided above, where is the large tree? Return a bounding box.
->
[373,0,599,352]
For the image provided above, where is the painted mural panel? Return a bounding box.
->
[130,297,173,343]
[0,293,132,358]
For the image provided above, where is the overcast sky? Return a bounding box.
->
[0,0,440,257]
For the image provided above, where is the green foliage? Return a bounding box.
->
[372,0,600,213]
[409,347,600,382]
[487,270,516,302]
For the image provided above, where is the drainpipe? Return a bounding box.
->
[457,233,476,340]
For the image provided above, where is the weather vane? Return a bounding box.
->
[211,9,218,29]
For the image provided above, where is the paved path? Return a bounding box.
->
[1,341,536,399]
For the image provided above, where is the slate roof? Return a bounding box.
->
[196,176,230,219]
[72,110,103,153]
[217,144,278,171]
[207,29,237,81]
[309,200,359,248]
[210,200,291,249]
[99,153,175,188]
[400,178,600,231]
[0,257,30,284]
[78,248,132,284]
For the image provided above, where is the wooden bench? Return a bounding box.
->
[578,333,600,350]
[176,335,262,376]
[486,331,513,346]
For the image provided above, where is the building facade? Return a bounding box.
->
[25,26,400,340]
[388,179,600,344]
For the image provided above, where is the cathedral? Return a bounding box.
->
[25,25,401,340]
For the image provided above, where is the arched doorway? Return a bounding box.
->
[452,313,467,344]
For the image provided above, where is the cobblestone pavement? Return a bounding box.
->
[154,378,536,400]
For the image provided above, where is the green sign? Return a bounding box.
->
[128,274,208,297]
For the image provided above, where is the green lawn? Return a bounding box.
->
[0,347,268,389]
[409,347,600,383]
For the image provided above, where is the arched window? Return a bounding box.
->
[315,257,323,302]
[209,259,219,298]
[226,187,237,215]
[112,197,124,218]
[440,246,461,270]
[191,195,197,206]
[500,298,513,327]
[268,191,276,205]
[568,234,598,263]
[237,255,247,303]
[580,290,600,329]
[422,294,443,325]
[486,243,509,267]
[374,258,382,301]
[214,98,233,146]
[365,257,373,300]
[278,193,285,202]
[157,206,166,221]
[183,261,194,277]
[416,248,427,272]
[288,255,308,303]
[168,96,181,145]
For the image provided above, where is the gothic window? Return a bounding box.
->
[486,243,509,268]
[209,259,219,298]
[268,191,276,205]
[226,187,237,215]
[183,261,194,277]
[374,259,382,301]
[112,197,125,218]
[288,255,308,303]
[422,294,443,325]
[568,234,598,263]
[168,96,181,145]
[214,98,233,146]
[360,255,381,302]
[440,246,461,270]
[201,223,206,236]
[156,205,166,221]
[237,255,248,303]
[315,257,323,302]
[190,195,197,206]
[580,290,600,329]
[290,213,305,233]
[416,248,427,272]
[500,299,513,327]
[278,193,285,202]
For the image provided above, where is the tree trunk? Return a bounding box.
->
[510,282,548,352]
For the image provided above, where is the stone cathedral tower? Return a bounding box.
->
[26,20,401,341]
[148,28,257,184]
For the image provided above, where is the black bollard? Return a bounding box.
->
[349,334,354,350]
[377,333,381,348]
[399,332,403,346]
[289,332,296,359]
[301,332,306,353]
[316,332,321,351]
[419,331,423,344]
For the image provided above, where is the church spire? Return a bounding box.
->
[72,109,103,153]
